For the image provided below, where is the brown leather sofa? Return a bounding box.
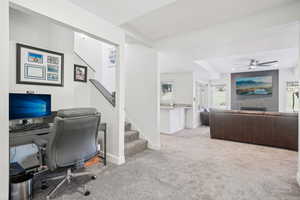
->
[209,109,298,151]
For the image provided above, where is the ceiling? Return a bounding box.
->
[159,21,299,75]
[204,48,299,74]
[68,0,296,41]
[68,0,299,80]
[68,0,176,25]
[123,0,296,41]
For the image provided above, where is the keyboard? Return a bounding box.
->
[10,123,50,133]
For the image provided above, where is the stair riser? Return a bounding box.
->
[125,132,139,143]
[125,140,148,157]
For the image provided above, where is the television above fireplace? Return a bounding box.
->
[235,76,272,95]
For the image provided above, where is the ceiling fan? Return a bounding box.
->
[235,59,279,70]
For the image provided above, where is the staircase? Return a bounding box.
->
[124,122,147,157]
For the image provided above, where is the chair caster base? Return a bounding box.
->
[84,190,90,196]
[41,183,49,190]
[91,175,97,180]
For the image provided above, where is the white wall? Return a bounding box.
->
[161,72,194,105]
[125,44,160,150]
[74,32,102,72]
[208,74,231,110]
[9,0,126,165]
[74,33,116,93]
[10,9,91,111]
[0,0,9,199]
[101,43,116,93]
[279,67,299,112]
[160,72,196,128]
[10,0,124,45]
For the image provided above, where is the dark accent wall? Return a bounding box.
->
[231,70,279,111]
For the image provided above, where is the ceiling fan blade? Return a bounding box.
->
[235,66,250,69]
[258,61,278,65]
[256,65,272,67]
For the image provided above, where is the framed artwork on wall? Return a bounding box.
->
[74,64,87,82]
[161,81,174,103]
[107,47,117,68]
[16,43,64,87]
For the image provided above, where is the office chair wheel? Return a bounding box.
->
[84,190,90,196]
[91,175,97,180]
[41,183,49,190]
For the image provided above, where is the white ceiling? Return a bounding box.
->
[68,0,176,25]
[68,0,299,80]
[159,21,299,73]
[124,0,297,41]
[204,48,299,74]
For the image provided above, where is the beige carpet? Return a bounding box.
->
[34,127,300,200]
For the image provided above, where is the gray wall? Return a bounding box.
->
[231,70,279,111]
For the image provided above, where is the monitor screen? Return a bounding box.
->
[9,93,51,120]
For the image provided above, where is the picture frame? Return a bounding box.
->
[16,43,64,87]
[107,47,117,68]
[74,64,88,82]
[161,81,174,101]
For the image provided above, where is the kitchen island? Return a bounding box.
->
[160,104,192,134]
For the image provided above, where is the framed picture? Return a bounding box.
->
[16,43,64,87]
[74,65,87,82]
[161,81,174,101]
[107,47,117,68]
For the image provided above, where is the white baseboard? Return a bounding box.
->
[148,142,161,150]
[297,172,300,186]
[193,122,200,128]
[106,153,125,165]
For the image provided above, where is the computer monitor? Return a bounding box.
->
[9,93,51,120]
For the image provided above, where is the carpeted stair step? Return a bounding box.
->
[125,122,132,131]
[125,130,139,143]
[125,139,148,157]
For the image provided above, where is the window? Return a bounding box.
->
[211,84,227,109]
[286,81,299,112]
[196,83,208,111]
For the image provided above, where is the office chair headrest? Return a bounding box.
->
[57,108,99,118]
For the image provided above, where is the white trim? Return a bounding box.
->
[106,153,125,165]
[0,0,9,199]
[297,172,300,186]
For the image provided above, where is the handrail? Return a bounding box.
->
[90,79,116,107]
[73,51,96,72]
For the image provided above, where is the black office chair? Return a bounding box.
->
[35,108,101,199]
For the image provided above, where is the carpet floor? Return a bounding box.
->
[33,127,300,200]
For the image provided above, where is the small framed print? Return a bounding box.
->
[16,43,64,87]
[74,65,87,82]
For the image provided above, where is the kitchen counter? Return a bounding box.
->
[160,104,193,134]
[160,104,192,109]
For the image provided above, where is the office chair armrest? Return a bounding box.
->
[33,138,48,148]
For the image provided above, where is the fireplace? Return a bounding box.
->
[240,107,266,111]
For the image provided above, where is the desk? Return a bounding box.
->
[10,127,52,147]
[10,123,107,167]
[10,126,53,170]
